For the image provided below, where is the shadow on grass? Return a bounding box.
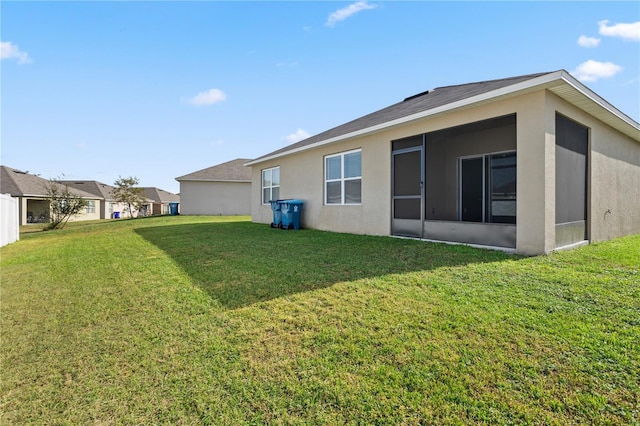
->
[136,221,514,309]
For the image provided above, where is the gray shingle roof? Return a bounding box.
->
[249,72,553,164]
[58,180,118,200]
[175,158,253,182]
[1,166,98,198]
[140,187,180,203]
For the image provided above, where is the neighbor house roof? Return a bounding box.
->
[246,70,640,166]
[59,180,118,201]
[139,187,180,204]
[1,166,98,199]
[175,158,253,182]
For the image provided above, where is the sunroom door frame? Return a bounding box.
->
[391,139,424,238]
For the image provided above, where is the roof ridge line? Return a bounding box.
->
[403,71,557,103]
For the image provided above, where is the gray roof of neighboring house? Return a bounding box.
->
[1,166,98,198]
[139,187,180,204]
[58,180,118,200]
[247,70,639,166]
[175,158,253,182]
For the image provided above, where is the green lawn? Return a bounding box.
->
[2,216,638,425]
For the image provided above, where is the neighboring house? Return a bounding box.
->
[139,187,180,216]
[175,158,252,215]
[59,180,128,219]
[0,166,102,225]
[246,70,640,256]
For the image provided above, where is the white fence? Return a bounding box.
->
[1,194,19,247]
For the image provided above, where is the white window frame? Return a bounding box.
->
[324,149,362,205]
[261,166,280,205]
[85,200,96,214]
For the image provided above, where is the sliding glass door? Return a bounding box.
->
[459,152,516,224]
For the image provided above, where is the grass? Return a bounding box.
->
[1,216,639,425]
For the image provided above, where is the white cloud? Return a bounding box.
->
[572,60,622,82]
[187,88,227,106]
[284,129,310,143]
[577,35,600,48]
[1,41,32,64]
[598,20,640,41]
[326,1,378,27]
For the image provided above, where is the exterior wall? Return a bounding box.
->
[515,91,554,255]
[591,131,640,240]
[150,203,179,215]
[250,89,639,255]
[252,91,553,244]
[251,136,390,235]
[18,196,102,224]
[548,93,640,244]
[103,201,128,219]
[180,181,251,215]
[67,198,102,222]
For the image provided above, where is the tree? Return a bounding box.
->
[44,179,88,230]
[112,176,146,218]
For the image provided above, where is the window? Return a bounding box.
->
[85,200,96,214]
[262,167,280,204]
[325,149,361,205]
[459,151,516,224]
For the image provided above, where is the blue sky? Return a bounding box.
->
[2,1,639,194]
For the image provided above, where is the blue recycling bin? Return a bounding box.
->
[113,212,120,219]
[280,199,304,230]
[269,200,283,228]
[169,202,179,216]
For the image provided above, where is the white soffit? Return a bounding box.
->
[550,72,639,141]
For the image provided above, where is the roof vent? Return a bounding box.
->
[404,89,432,102]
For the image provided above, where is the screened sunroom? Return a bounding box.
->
[391,114,518,248]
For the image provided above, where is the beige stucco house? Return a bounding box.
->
[1,166,103,225]
[139,187,180,216]
[59,180,128,219]
[175,158,252,216]
[247,70,640,255]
